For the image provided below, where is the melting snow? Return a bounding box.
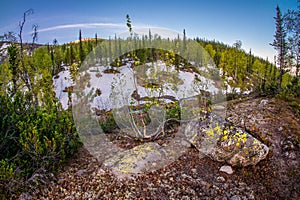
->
[54,62,226,111]
[52,66,73,110]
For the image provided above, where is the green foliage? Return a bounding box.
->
[99,112,118,133]
[7,43,18,94]
[79,30,86,63]
[196,38,279,97]
[0,62,11,93]
[205,44,216,59]
[277,77,300,99]
[271,6,288,91]
[0,159,16,182]
[166,102,180,120]
[70,63,79,81]
[289,100,300,117]
[32,47,53,74]
[0,41,83,197]
[0,90,81,196]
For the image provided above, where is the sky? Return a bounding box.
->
[0,0,298,63]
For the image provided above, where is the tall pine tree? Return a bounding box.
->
[271,5,288,91]
[79,29,85,63]
[95,33,98,45]
[7,44,18,95]
[284,1,300,77]
[183,29,187,52]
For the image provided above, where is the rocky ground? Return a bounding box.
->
[19,97,299,200]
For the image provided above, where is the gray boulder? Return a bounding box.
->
[185,113,269,166]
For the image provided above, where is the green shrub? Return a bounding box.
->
[0,159,16,182]
[99,112,118,133]
[166,101,180,120]
[0,91,81,197]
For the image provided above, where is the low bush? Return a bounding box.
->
[0,91,81,198]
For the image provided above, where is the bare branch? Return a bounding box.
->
[18,9,34,51]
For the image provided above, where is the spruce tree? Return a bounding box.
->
[79,29,85,63]
[183,29,187,52]
[114,34,118,57]
[70,44,75,64]
[149,29,152,44]
[95,33,98,45]
[284,1,300,77]
[7,44,18,95]
[271,5,288,91]
[246,49,253,74]
[108,36,112,70]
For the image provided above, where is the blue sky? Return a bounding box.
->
[0,0,298,62]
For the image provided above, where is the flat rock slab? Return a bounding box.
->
[102,142,166,179]
[102,132,191,179]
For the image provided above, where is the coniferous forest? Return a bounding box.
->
[0,2,299,199]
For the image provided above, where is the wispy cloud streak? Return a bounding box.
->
[38,23,126,32]
[36,22,181,41]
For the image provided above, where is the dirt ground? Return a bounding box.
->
[22,97,300,200]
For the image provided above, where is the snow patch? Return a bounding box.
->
[52,66,73,110]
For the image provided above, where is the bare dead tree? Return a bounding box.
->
[18,9,40,106]
[30,24,38,54]
[18,9,33,53]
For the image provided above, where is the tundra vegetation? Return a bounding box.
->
[0,5,299,198]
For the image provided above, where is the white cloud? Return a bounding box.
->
[38,23,126,33]
[38,22,181,38]
[34,22,184,44]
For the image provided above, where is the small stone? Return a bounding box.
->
[230,195,241,200]
[18,192,32,200]
[285,151,297,160]
[248,191,255,200]
[181,196,190,200]
[219,197,228,200]
[223,183,229,189]
[97,168,106,175]
[77,169,86,176]
[205,182,212,189]
[182,174,192,180]
[216,176,226,182]
[214,105,226,111]
[259,99,269,106]
[278,127,283,131]
[238,182,247,188]
[241,119,244,125]
[212,185,220,190]
[57,178,65,185]
[220,165,233,174]
[191,168,197,174]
